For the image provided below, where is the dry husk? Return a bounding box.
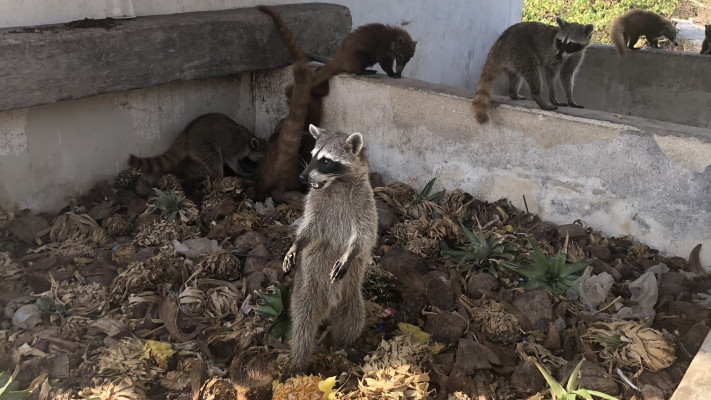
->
[110,252,186,301]
[44,279,109,317]
[83,378,146,400]
[97,337,161,382]
[0,251,23,292]
[197,249,240,279]
[516,340,568,370]
[102,215,133,237]
[178,285,205,316]
[49,212,109,246]
[133,220,198,247]
[230,201,262,230]
[582,320,676,372]
[465,298,521,344]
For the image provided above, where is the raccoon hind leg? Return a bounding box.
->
[560,54,584,108]
[329,265,366,348]
[290,276,329,371]
[506,71,525,100]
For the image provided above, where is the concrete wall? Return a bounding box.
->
[499,44,711,129]
[0,0,523,89]
[0,75,253,211]
[302,72,711,265]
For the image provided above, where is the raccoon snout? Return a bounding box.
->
[298,172,309,184]
[673,39,679,46]
[555,53,563,60]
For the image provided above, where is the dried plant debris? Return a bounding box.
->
[0,176,704,400]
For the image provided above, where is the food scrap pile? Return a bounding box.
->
[0,171,709,400]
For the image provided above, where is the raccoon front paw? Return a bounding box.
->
[568,102,584,108]
[283,247,297,274]
[540,104,558,111]
[551,99,568,107]
[329,257,349,282]
[510,95,526,100]
[363,69,378,75]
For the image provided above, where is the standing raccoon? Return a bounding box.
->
[472,17,593,124]
[283,125,378,371]
[128,113,265,180]
[701,25,710,54]
[308,23,417,89]
[610,9,678,57]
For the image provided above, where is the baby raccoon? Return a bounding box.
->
[702,24,710,55]
[129,113,265,181]
[472,17,594,124]
[283,124,378,371]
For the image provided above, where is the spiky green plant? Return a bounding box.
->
[0,372,29,400]
[255,282,291,341]
[530,357,619,400]
[149,188,184,222]
[444,222,517,275]
[508,238,592,295]
[412,177,445,205]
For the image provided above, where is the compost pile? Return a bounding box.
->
[0,170,709,400]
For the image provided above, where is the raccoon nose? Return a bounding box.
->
[555,53,563,60]
[298,173,308,183]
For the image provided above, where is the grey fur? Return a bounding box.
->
[472,17,594,123]
[283,124,378,371]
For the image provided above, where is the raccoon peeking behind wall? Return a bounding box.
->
[472,17,594,124]
[610,9,678,57]
[128,113,266,183]
[283,124,378,371]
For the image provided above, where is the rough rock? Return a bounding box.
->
[510,361,546,394]
[466,272,499,299]
[558,360,620,396]
[233,231,267,254]
[8,214,48,244]
[682,322,710,356]
[375,198,394,232]
[512,290,553,331]
[425,269,460,311]
[424,312,468,345]
[379,246,426,297]
[243,244,272,274]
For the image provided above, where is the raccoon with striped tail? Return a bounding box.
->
[472,17,593,124]
[128,113,265,182]
[254,5,313,201]
[610,9,678,57]
[700,24,710,54]
[283,125,378,371]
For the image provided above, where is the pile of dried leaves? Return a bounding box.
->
[0,170,709,400]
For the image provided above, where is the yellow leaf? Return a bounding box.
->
[397,322,431,342]
[139,340,174,369]
[318,376,337,400]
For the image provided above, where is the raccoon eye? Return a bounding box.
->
[565,42,583,53]
[397,55,404,61]
[555,39,563,49]
[321,158,332,166]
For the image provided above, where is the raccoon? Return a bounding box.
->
[128,113,265,181]
[308,23,417,89]
[254,5,313,202]
[701,25,710,55]
[283,124,378,371]
[472,18,593,124]
[610,9,678,57]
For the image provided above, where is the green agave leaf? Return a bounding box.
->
[561,260,594,276]
[528,238,551,270]
[551,251,566,277]
[529,358,567,397]
[516,267,547,280]
[421,177,436,197]
[584,390,620,400]
[523,279,545,291]
[566,359,584,392]
[459,222,478,245]
[573,389,594,400]
[428,189,446,202]
[255,304,279,318]
[269,319,290,340]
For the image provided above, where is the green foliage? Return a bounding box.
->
[149,188,184,222]
[413,177,445,205]
[522,0,680,44]
[508,238,592,295]
[0,372,30,400]
[444,223,518,275]
[255,282,292,341]
[530,357,619,400]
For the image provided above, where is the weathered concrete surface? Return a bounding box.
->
[670,331,711,400]
[0,3,350,112]
[310,73,711,267]
[0,0,523,91]
[0,75,254,212]
[502,44,711,129]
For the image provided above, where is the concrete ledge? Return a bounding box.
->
[315,73,711,265]
[503,44,711,129]
[670,331,711,400]
[0,3,351,112]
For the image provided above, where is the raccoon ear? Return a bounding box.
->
[250,137,261,150]
[585,24,594,37]
[345,132,364,155]
[413,41,418,48]
[308,124,322,139]
[555,17,566,28]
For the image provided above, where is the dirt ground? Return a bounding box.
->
[1,170,709,400]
